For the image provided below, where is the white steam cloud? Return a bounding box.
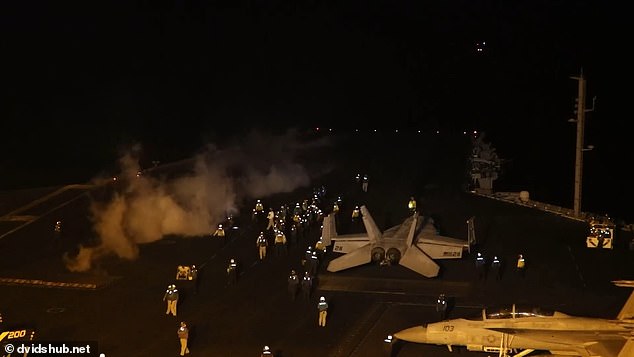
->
[65,129,332,272]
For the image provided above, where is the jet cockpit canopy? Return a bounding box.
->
[467,304,555,321]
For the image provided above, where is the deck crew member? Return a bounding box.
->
[212,224,225,238]
[227,258,238,285]
[163,284,179,316]
[288,269,299,301]
[351,206,360,223]
[177,321,190,356]
[490,256,502,280]
[475,252,487,280]
[301,272,312,300]
[408,196,417,214]
[516,254,526,278]
[274,229,287,256]
[266,208,276,230]
[362,174,369,192]
[318,296,329,327]
[436,293,447,320]
[261,346,272,356]
[257,232,268,261]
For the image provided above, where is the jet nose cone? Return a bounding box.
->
[393,326,428,343]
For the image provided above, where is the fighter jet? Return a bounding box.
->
[321,205,475,278]
[392,280,634,357]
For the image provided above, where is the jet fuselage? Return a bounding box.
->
[394,315,630,356]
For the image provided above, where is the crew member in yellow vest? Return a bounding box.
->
[212,224,225,238]
[255,199,264,213]
[274,230,287,256]
[516,254,526,278]
[408,197,417,214]
[315,239,326,258]
[351,206,360,222]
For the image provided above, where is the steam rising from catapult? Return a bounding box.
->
[64,129,332,272]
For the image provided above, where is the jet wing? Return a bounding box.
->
[327,244,372,272]
[614,280,634,320]
[414,215,468,247]
[399,245,440,278]
[413,216,473,259]
[489,328,626,357]
[617,339,634,357]
[584,340,628,357]
[417,234,470,247]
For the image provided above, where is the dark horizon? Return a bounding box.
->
[2,1,630,219]
[2,1,615,129]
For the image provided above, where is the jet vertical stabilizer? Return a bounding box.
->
[360,205,382,242]
[321,213,337,247]
[404,212,418,247]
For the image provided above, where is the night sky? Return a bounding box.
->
[1,1,629,217]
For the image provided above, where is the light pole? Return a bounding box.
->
[569,69,595,217]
